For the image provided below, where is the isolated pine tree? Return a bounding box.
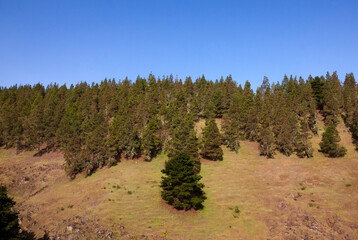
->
[319,122,347,157]
[201,119,223,161]
[161,153,206,210]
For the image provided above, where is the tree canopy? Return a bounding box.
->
[0,72,356,178]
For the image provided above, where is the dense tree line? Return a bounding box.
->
[0,72,357,178]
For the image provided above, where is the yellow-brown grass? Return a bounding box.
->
[0,116,357,239]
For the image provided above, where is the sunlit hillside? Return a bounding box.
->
[1,117,357,239]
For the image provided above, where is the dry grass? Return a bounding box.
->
[0,116,358,239]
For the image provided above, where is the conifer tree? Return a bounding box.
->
[108,112,141,161]
[319,121,347,157]
[310,76,325,110]
[203,101,216,120]
[57,101,84,178]
[81,112,109,175]
[343,73,357,126]
[259,127,275,158]
[322,72,343,125]
[258,77,276,158]
[350,108,358,150]
[1,72,356,177]
[245,107,258,141]
[28,93,45,150]
[142,118,162,161]
[209,88,223,118]
[275,111,297,156]
[0,88,18,148]
[167,114,200,172]
[295,118,313,158]
[161,153,206,210]
[0,186,25,239]
[201,119,223,160]
[42,84,64,149]
[223,120,240,153]
[167,115,198,159]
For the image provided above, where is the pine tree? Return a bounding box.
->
[343,73,357,127]
[57,101,84,178]
[81,112,109,175]
[201,119,223,160]
[28,93,45,150]
[295,119,313,158]
[271,84,297,156]
[319,122,347,157]
[1,72,356,178]
[209,88,223,118]
[350,108,358,150]
[167,115,198,160]
[142,118,162,161]
[245,107,258,141]
[42,84,64,149]
[258,77,275,158]
[259,127,275,158]
[167,114,200,172]
[223,120,240,153]
[310,76,324,110]
[275,111,297,156]
[160,153,206,210]
[322,72,343,125]
[0,186,25,239]
[108,112,141,161]
[0,87,18,148]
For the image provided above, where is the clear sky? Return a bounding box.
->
[1,0,357,89]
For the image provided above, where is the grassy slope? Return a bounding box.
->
[0,116,357,239]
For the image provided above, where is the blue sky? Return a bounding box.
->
[0,0,357,89]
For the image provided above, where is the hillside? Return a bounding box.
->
[0,116,357,239]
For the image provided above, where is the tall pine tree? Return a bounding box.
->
[201,119,223,161]
[319,121,347,157]
[161,153,206,210]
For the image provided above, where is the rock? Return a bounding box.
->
[105,231,113,238]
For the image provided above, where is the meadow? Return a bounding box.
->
[0,118,357,239]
